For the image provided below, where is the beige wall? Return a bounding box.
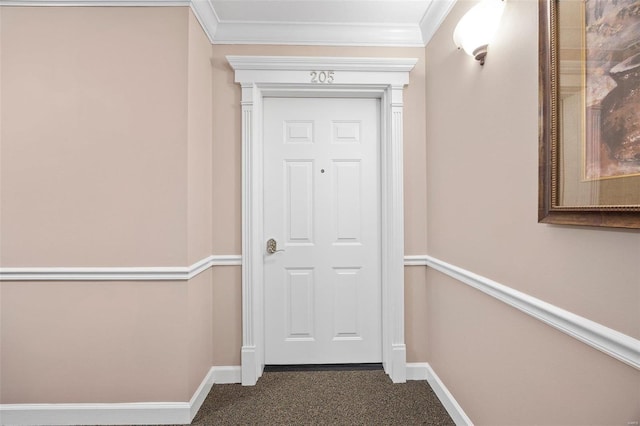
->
[186,11,214,396]
[187,10,213,265]
[187,270,214,397]
[405,266,429,362]
[211,266,242,365]
[425,0,640,424]
[210,44,429,364]
[1,280,191,403]
[1,6,189,267]
[0,6,214,403]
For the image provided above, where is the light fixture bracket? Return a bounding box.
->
[473,45,488,65]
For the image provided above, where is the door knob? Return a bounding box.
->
[266,238,285,254]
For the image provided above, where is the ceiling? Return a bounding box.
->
[6,0,457,46]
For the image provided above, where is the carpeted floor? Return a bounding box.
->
[187,369,455,425]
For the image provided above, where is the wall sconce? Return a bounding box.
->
[453,0,506,65]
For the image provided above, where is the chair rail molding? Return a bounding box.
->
[423,255,640,371]
[0,255,242,281]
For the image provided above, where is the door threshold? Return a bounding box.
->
[264,363,383,372]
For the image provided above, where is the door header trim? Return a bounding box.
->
[228,56,416,89]
[227,56,418,72]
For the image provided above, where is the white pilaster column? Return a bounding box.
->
[389,85,406,383]
[240,83,259,386]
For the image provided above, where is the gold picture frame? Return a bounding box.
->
[539,0,640,229]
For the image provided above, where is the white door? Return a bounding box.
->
[263,97,381,365]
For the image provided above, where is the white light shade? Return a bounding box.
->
[453,0,505,64]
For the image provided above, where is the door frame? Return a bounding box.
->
[227,56,417,385]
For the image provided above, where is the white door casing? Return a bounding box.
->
[227,56,416,385]
[263,97,381,364]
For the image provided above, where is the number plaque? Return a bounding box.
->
[310,71,334,84]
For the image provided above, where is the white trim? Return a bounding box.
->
[0,368,215,426]
[188,367,215,421]
[424,256,640,371]
[211,365,242,384]
[226,56,417,73]
[419,0,457,46]
[208,254,243,266]
[0,254,466,280]
[406,362,429,381]
[406,362,472,425]
[425,363,473,426]
[0,255,242,281]
[228,55,415,386]
[189,0,219,44]
[214,22,424,47]
[404,255,429,266]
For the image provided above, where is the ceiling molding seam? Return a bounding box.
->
[419,0,457,46]
[189,0,219,43]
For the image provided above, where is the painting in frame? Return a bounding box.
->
[539,0,640,228]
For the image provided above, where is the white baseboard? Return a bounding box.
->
[1,364,467,425]
[424,363,473,426]
[212,366,241,384]
[406,362,429,380]
[0,402,192,426]
[0,367,216,426]
[189,367,215,420]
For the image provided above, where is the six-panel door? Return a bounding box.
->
[263,97,382,364]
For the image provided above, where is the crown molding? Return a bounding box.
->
[419,0,457,46]
[0,0,456,47]
[214,21,424,47]
[189,0,219,43]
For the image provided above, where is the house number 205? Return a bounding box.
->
[310,71,334,84]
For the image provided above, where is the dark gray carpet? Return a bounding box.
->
[188,370,455,425]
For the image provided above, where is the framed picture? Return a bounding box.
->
[539,0,640,228]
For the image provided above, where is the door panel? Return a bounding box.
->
[286,161,314,243]
[333,160,362,243]
[332,267,361,339]
[286,268,314,339]
[264,97,381,365]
